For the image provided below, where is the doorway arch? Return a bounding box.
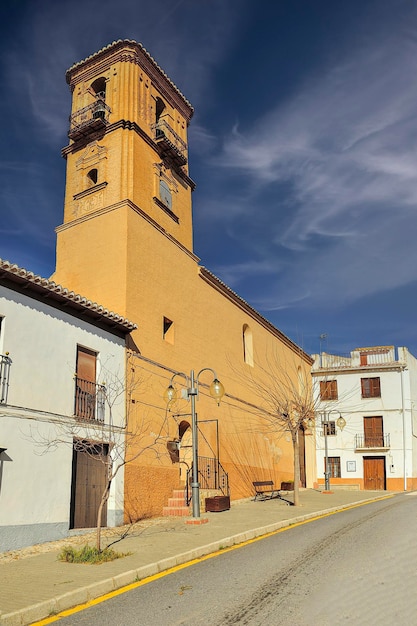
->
[179,420,192,484]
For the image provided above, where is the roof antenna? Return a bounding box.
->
[319,334,327,367]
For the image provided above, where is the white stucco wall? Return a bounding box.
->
[312,348,417,490]
[0,285,127,551]
[0,287,126,414]
[402,348,417,479]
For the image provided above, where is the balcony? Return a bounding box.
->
[68,98,110,141]
[313,347,397,371]
[0,354,11,404]
[152,120,187,169]
[74,377,106,421]
[355,433,390,451]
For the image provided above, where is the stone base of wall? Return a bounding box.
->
[124,464,179,522]
[0,522,69,553]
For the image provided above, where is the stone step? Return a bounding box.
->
[167,497,187,507]
[162,506,191,517]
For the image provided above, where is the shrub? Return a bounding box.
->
[58,544,130,564]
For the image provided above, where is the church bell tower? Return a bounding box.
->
[53,40,195,316]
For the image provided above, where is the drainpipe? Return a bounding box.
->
[400,364,407,491]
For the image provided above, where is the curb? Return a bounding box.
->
[1,496,391,626]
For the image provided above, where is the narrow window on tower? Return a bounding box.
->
[91,77,106,100]
[90,77,107,120]
[159,180,172,209]
[87,169,98,186]
[163,317,174,344]
[155,97,166,128]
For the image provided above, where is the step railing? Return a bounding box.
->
[185,456,229,505]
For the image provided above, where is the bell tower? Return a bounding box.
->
[53,40,195,316]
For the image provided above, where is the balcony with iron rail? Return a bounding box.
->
[68,98,111,141]
[0,354,12,404]
[354,433,390,451]
[74,377,106,422]
[152,119,187,169]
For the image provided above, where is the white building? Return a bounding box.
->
[0,259,136,551]
[311,346,417,492]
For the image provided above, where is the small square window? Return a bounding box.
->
[320,380,338,400]
[325,456,341,478]
[323,421,336,436]
[361,377,381,398]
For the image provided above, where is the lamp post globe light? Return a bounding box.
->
[319,410,346,492]
[164,368,225,519]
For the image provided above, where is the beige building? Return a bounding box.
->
[52,39,315,521]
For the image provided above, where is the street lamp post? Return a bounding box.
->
[164,368,225,519]
[320,411,346,492]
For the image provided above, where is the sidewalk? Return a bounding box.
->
[0,489,393,626]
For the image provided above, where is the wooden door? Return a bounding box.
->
[364,416,383,448]
[363,456,386,490]
[70,442,108,529]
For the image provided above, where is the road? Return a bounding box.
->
[56,493,417,625]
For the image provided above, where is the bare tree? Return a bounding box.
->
[232,349,317,506]
[234,348,361,505]
[27,352,168,551]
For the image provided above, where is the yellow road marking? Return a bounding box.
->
[32,495,393,625]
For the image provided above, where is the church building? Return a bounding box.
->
[52,40,315,521]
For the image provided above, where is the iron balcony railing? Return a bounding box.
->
[74,377,106,421]
[355,433,390,449]
[152,119,187,168]
[68,98,111,140]
[186,456,229,505]
[0,354,12,404]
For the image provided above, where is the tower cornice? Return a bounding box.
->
[66,39,194,123]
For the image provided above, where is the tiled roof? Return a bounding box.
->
[199,265,313,364]
[0,259,137,334]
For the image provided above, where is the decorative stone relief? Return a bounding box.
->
[75,141,108,171]
[72,189,104,218]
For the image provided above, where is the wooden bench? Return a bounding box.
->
[253,480,288,503]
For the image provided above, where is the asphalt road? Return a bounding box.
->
[56,493,417,625]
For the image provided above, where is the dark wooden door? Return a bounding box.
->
[70,442,108,529]
[363,456,386,490]
[364,416,383,447]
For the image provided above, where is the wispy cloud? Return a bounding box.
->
[209,6,417,310]
[1,0,244,146]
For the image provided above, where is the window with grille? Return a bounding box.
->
[323,421,336,436]
[325,456,341,478]
[320,380,338,400]
[361,377,381,398]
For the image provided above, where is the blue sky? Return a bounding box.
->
[1,0,417,357]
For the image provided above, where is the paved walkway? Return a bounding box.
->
[0,489,393,626]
